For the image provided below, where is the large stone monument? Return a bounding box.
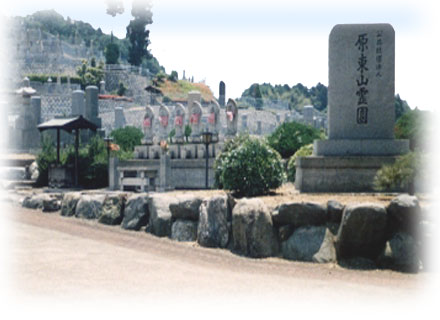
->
[295,24,409,192]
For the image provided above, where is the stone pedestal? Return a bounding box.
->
[314,139,409,156]
[157,152,173,192]
[295,156,405,192]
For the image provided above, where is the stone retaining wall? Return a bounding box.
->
[21,191,431,273]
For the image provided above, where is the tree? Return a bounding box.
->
[267,121,323,159]
[110,126,144,152]
[117,82,127,96]
[168,70,178,82]
[105,41,120,64]
[394,109,427,151]
[254,84,263,110]
[395,94,410,121]
[106,0,124,17]
[76,59,104,89]
[126,0,153,66]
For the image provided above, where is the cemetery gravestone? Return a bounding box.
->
[187,90,202,116]
[158,104,170,141]
[174,103,186,143]
[71,90,85,116]
[85,86,101,128]
[295,24,409,192]
[303,105,314,127]
[219,81,226,107]
[190,101,203,142]
[143,106,155,145]
[226,99,238,137]
[114,107,125,129]
[208,100,220,140]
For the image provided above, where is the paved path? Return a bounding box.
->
[2,204,436,316]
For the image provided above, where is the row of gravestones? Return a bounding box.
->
[142,98,239,144]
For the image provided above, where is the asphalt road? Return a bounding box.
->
[2,204,436,317]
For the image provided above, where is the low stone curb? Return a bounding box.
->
[19,190,427,273]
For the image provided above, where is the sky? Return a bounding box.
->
[3,0,440,110]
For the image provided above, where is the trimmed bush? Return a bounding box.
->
[110,126,143,152]
[26,74,81,84]
[214,134,285,197]
[287,143,313,182]
[267,121,323,159]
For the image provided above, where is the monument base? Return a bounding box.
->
[314,139,409,156]
[295,156,406,193]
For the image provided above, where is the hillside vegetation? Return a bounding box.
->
[239,82,411,120]
[15,9,164,75]
[159,79,214,103]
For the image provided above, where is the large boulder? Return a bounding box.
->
[387,194,421,235]
[281,226,336,263]
[232,198,279,258]
[378,232,421,273]
[121,193,150,230]
[42,196,62,212]
[171,219,198,242]
[197,195,230,248]
[272,202,327,227]
[60,192,82,217]
[75,194,106,220]
[22,193,49,210]
[169,195,203,221]
[336,203,388,260]
[148,194,176,237]
[98,194,126,225]
[327,200,344,223]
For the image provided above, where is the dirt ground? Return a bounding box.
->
[4,203,433,304]
[124,183,430,211]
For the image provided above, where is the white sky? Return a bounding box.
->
[3,0,440,110]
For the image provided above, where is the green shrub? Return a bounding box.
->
[110,126,143,152]
[287,143,313,182]
[26,74,81,84]
[117,82,127,96]
[374,152,421,192]
[267,121,323,159]
[214,134,285,197]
